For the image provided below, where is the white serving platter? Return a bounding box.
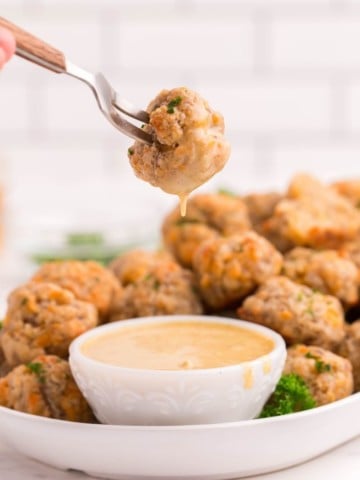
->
[0,393,359,480]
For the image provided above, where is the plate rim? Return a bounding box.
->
[1,391,359,432]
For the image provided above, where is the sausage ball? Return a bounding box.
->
[1,282,97,368]
[109,252,203,321]
[331,179,360,207]
[254,216,295,253]
[338,239,360,282]
[238,276,345,350]
[193,231,283,310]
[0,344,10,378]
[0,355,94,422]
[109,249,173,285]
[337,321,360,392]
[128,87,230,207]
[284,344,353,406]
[162,193,251,268]
[32,260,120,321]
[261,174,360,249]
[242,192,283,225]
[283,247,359,306]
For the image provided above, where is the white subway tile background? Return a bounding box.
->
[1,0,360,260]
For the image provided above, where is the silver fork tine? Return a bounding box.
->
[113,94,150,124]
[110,108,153,144]
[66,63,153,145]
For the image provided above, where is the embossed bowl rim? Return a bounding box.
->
[69,315,286,375]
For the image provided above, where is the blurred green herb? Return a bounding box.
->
[144,273,161,291]
[167,96,182,113]
[217,188,237,197]
[31,242,138,266]
[67,232,104,247]
[27,362,45,383]
[175,217,200,226]
[305,352,331,373]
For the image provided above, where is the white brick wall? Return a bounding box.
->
[201,82,332,133]
[118,20,254,70]
[272,17,360,70]
[1,0,360,255]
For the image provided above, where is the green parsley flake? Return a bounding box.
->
[305,352,331,374]
[128,148,134,156]
[144,273,161,291]
[167,96,182,114]
[175,217,200,226]
[217,188,237,197]
[27,362,46,383]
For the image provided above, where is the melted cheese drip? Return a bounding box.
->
[179,194,189,217]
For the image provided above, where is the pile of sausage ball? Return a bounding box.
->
[1,172,360,422]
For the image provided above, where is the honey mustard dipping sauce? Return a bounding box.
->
[81,321,274,370]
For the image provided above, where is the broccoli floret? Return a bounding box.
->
[259,373,316,418]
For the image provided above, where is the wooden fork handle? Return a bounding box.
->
[0,16,66,73]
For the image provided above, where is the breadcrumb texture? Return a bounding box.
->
[109,250,203,320]
[259,174,360,250]
[193,231,283,310]
[337,321,360,392]
[128,87,231,198]
[283,247,359,305]
[238,276,345,350]
[0,355,94,422]
[243,192,283,225]
[32,261,120,321]
[162,193,251,268]
[1,282,97,368]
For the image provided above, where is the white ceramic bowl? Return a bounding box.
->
[69,315,286,426]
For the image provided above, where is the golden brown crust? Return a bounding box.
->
[242,192,283,225]
[238,276,345,350]
[283,247,359,305]
[338,239,360,282]
[284,344,353,405]
[162,193,251,268]
[193,231,283,310]
[109,250,173,285]
[109,250,203,320]
[259,174,360,249]
[32,261,120,320]
[128,87,230,197]
[0,355,94,422]
[1,282,97,368]
[331,179,360,207]
[337,321,360,392]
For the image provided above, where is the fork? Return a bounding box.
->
[0,16,152,144]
